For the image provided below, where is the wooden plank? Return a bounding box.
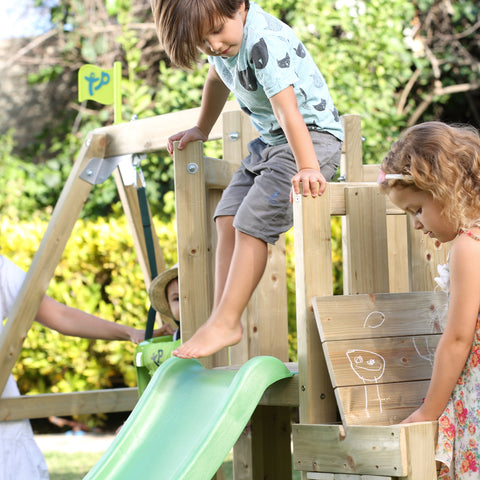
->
[0,388,138,420]
[362,164,380,182]
[204,156,239,189]
[340,114,363,182]
[314,292,447,341]
[244,406,292,480]
[294,422,437,479]
[174,141,216,368]
[344,187,389,295]
[293,192,337,424]
[407,220,451,292]
[0,132,106,394]
[294,182,403,217]
[292,423,407,476]
[258,374,299,407]
[403,421,438,480]
[93,100,240,157]
[313,292,446,428]
[306,475,392,480]
[323,335,440,387]
[386,214,409,293]
[335,380,430,426]
[222,109,256,164]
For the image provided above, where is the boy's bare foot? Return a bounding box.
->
[173,320,243,359]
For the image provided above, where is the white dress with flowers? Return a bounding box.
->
[435,229,480,479]
[0,255,49,480]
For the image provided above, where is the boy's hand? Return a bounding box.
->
[291,167,327,201]
[167,126,208,156]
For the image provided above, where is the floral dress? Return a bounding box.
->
[436,228,480,479]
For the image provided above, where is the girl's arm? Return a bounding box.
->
[269,85,327,198]
[167,66,230,155]
[402,234,480,423]
[36,295,173,343]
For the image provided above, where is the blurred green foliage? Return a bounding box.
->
[2,215,177,398]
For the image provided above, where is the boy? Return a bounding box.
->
[151,0,344,358]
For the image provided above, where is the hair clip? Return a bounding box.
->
[377,169,413,183]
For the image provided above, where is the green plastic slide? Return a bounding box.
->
[84,355,292,480]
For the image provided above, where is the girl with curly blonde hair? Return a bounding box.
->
[378,121,480,478]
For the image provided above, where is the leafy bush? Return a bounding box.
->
[2,215,177,397]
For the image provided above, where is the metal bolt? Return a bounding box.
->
[187,162,199,174]
[229,131,239,141]
[86,169,94,177]
[85,138,91,147]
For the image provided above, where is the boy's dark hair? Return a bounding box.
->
[150,0,249,69]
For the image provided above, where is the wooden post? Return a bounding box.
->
[293,192,337,425]
[344,186,389,294]
[173,141,215,368]
[339,114,363,182]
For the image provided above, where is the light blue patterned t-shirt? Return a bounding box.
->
[208,1,344,146]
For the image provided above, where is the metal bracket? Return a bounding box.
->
[79,154,136,185]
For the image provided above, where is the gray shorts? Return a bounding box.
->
[214,130,342,244]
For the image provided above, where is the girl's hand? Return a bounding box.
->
[167,126,208,156]
[400,406,434,424]
[152,324,175,338]
[290,168,327,202]
[129,324,175,344]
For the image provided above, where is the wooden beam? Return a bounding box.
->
[93,100,240,158]
[293,422,437,478]
[0,388,138,421]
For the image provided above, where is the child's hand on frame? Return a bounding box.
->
[290,167,327,202]
[167,126,208,156]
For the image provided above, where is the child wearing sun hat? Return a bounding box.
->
[148,263,180,340]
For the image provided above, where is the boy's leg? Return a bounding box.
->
[173,229,268,359]
[213,215,236,307]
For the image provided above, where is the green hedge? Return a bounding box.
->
[2,215,177,397]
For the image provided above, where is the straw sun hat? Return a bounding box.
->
[148,264,178,319]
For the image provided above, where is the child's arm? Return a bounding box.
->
[270,85,327,198]
[167,66,230,155]
[402,234,480,423]
[36,295,174,343]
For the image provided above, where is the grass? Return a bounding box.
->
[44,451,234,480]
[44,451,300,479]
[44,451,104,480]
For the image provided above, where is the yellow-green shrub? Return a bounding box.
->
[2,215,177,396]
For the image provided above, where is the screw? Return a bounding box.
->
[229,131,239,141]
[86,169,94,177]
[187,162,199,174]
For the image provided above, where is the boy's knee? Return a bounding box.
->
[215,215,235,231]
